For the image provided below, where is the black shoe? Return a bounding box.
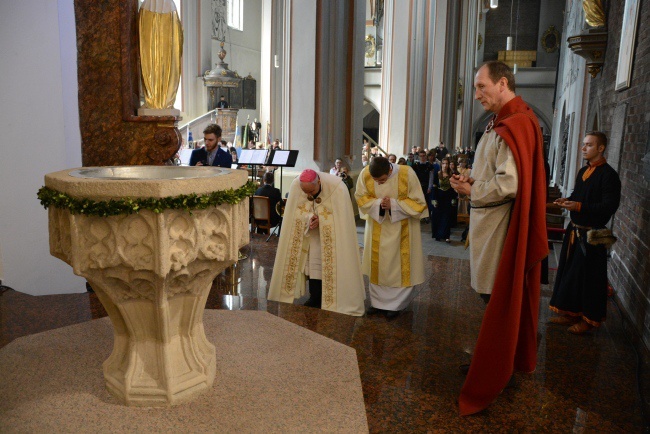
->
[366,306,382,315]
[385,310,400,319]
[305,279,322,308]
[459,363,470,375]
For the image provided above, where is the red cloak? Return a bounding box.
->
[459,96,549,416]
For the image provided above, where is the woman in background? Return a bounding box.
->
[430,158,457,243]
[449,160,460,227]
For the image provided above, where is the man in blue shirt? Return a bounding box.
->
[189,124,232,168]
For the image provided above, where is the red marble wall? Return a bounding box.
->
[75,0,181,166]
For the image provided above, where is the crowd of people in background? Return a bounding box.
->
[361,140,476,242]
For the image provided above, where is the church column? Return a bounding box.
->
[440,0,462,149]
[404,0,432,151]
[282,0,364,171]
[460,0,480,150]
[259,0,273,142]
[282,0,316,169]
[379,0,404,155]
[313,0,365,168]
[268,0,285,145]
[426,1,448,148]
[381,0,465,155]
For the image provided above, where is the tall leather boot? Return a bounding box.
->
[304,279,322,308]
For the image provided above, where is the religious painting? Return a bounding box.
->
[615,0,641,91]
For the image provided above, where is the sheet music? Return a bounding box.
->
[239,149,268,165]
[251,150,267,165]
[271,150,290,165]
[238,149,255,164]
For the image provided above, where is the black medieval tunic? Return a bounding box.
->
[549,161,621,325]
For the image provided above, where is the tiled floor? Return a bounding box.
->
[1,220,648,432]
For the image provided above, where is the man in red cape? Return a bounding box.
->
[451,61,548,415]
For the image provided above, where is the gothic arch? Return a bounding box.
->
[363,98,379,117]
[363,99,380,145]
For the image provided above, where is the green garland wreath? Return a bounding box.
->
[37,181,257,217]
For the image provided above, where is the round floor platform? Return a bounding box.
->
[0,310,367,433]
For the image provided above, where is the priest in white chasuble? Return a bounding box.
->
[268,170,365,317]
[355,157,428,318]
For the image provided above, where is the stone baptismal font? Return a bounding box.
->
[39,166,252,406]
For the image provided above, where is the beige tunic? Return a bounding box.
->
[355,164,427,308]
[469,130,518,294]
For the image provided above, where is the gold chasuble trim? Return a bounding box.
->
[283,219,305,295]
[398,166,411,287]
[362,169,382,285]
[357,170,376,208]
[321,224,336,309]
[363,169,376,197]
[401,198,427,214]
[371,223,382,284]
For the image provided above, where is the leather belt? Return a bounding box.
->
[470,198,514,209]
[570,221,593,230]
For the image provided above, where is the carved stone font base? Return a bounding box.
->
[44,167,250,406]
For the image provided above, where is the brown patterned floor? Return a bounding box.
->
[1,230,648,432]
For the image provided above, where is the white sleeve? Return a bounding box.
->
[366,198,387,223]
[388,198,410,222]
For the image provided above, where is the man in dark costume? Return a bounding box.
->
[549,131,621,334]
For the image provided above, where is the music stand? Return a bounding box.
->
[238,149,269,182]
[265,149,299,193]
[264,150,299,241]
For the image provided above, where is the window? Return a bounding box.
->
[227,0,243,31]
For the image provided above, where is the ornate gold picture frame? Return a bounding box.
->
[541,25,560,53]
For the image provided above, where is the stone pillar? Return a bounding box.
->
[404,0,432,151]
[460,0,480,150]
[259,0,273,143]
[381,0,443,155]
[440,0,462,149]
[270,0,285,145]
[427,1,449,148]
[284,0,317,169]
[282,0,364,171]
[379,0,408,156]
[313,0,365,167]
